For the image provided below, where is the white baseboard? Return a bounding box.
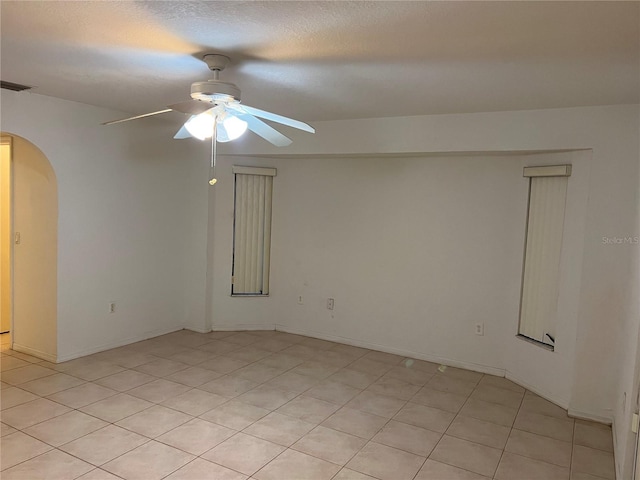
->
[567,408,613,425]
[184,326,211,334]
[274,324,506,377]
[211,324,276,332]
[505,370,571,411]
[55,325,184,363]
[12,343,57,363]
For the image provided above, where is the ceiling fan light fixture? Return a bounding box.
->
[184,110,214,141]
[104,53,314,148]
[217,115,248,143]
[183,109,248,143]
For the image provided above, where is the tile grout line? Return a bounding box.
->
[491,381,526,480]
[571,418,577,478]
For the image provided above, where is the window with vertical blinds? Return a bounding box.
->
[518,165,571,349]
[231,166,276,296]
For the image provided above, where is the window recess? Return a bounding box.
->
[518,165,571,349]
[231,166,276,296]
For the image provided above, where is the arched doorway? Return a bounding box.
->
[0,133,58,361]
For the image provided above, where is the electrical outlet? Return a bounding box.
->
[109,302,116,313]
[297,295,304,305]
[475,323,484,336]
[327,298,335,310]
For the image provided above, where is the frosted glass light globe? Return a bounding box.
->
[184,111,214,141]
[184,110,248,142]
[217,115,248,142]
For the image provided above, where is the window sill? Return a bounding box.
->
[231,294,270,298]
[516,334,554,352]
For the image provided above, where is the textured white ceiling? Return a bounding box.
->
[1,1,638,123]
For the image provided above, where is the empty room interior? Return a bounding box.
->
[0,1,639,480]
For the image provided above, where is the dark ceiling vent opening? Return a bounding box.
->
[1,81,31,92]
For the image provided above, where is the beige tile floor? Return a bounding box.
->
[0,330,615,479]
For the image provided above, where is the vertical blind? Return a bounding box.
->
[519,170,569,345]
[232,166,275,295]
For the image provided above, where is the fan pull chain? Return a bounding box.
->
[209,115,218,185]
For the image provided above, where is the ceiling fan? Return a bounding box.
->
[102,54,315,147]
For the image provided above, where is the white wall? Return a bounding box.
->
[0,90,209,360]
[220,104,639,477]
[613,152,640,479]
[9,135,58,361]
[271,154,527,375]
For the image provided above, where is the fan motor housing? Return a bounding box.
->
[191,80,241,103]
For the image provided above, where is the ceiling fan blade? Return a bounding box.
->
[228,104,315,133]
[103,100,211,126]
[235,113,292,147]
[101,108,173,125]
[173,122,193,139]
[168,99,213,115]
